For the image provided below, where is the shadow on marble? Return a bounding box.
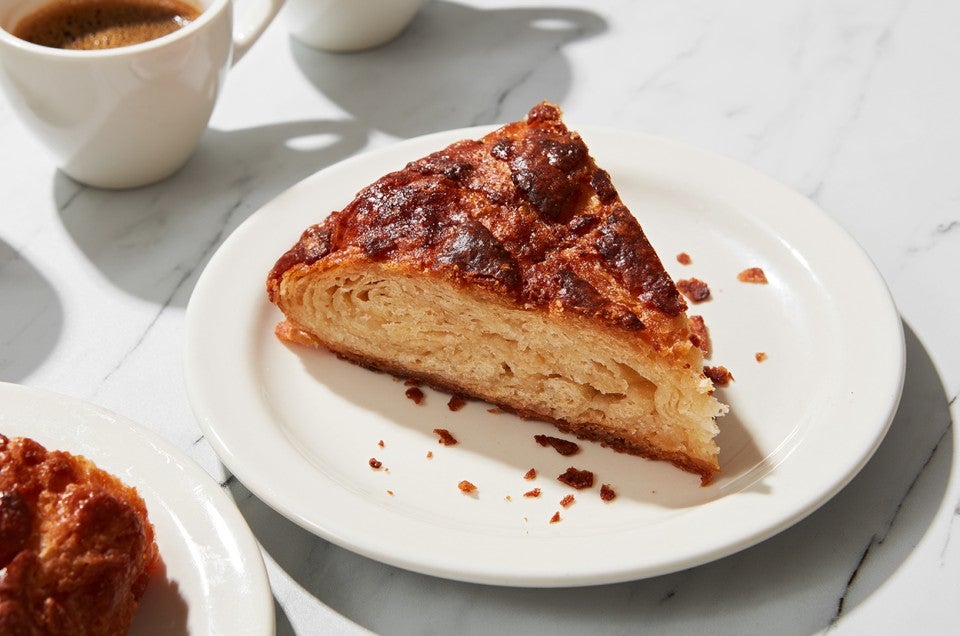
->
[227,320,950,635]
[290,1,607,138]
[0,239,63,382]
[55,119,368,307]
[273,598,295,636]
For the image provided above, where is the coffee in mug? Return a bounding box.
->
[13,0,202,50]
[0,0,286,188]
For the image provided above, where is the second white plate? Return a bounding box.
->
[184,125,904,587]
[0,382,274,634]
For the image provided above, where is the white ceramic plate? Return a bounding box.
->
[0,382,274,634]
[184,126,904,587]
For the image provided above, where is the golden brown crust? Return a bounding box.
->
[0,435,159,636]
[267,101,694,358]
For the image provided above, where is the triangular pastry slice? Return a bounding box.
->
[267,102,726,483]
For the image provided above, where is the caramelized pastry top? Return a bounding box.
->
[0,435,158,636]
[268,102,690,352]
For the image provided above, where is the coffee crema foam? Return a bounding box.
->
[14,0,202,50]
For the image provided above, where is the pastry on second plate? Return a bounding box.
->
[0,435,159,635]
[267,102,727,483]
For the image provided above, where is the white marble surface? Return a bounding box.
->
[2,0,958,633]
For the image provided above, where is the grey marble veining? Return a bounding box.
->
[1,1,958,634]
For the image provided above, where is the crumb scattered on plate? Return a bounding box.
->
[458,480,477,494]
[676,252,692,265]
[737,267,768,283]
[404,387,425,404]
[433,428,458,446]
[368,457,383,469]
[676,278,711,303]
[523,488,542,498]
[560,494,575,508]
[447,395,467,411]
[549,511,561,524]
[600,483,617,502]
[534,434,579,456]
[557,467,594,489]
[755,352,768,362]
[523,468,537,480]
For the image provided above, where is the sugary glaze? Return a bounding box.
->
[0,435,159,635]
[268,102,725,481]
[269,102,695,356]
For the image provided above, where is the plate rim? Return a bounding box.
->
[184,125,905,587]
[0,381,276,633]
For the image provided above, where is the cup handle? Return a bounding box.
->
[232,0,286,64]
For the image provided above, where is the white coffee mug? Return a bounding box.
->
[286,0,422,52]
[0,0,284,188]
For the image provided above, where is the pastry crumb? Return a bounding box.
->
[523,488,542,498]
[549,511,561,524]
[676,252,692,265]
[433,428,458,446]
[447,395,467,411]
[755,352,768,362]
[368,458,382,469]
[737,267,768,283]
[458,480,477,494]
[523,468,537,480]
[377,439,384,448]
[557,467,594,489]
[426,451,434,459]
[677,278,711,303]
[534,434,579,456]
[404,387,425,404]
[600,483,617,502]
[560,494,575,508]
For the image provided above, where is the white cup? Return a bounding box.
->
[0,0,285,188]
[286,0,422,52]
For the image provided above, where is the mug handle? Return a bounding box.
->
[233,0,286,64]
